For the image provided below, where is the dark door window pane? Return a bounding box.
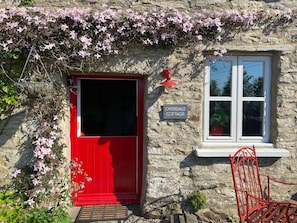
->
[209,101,231,136]
[243,62,264,97]
[242,101,263,136]
[81,79,137,136]
[210,61,232,96]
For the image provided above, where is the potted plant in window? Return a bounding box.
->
[209,111,229,136]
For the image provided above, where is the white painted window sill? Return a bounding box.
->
[195,148,290,158]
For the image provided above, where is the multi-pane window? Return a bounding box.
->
[204,56,271,143]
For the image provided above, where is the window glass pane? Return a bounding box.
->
[81,79,137,136]
[210,61,232,96]
[242,101,263,136]
[243,62,264,97]
[209,101,231,136]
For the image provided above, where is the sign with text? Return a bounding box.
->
[162,104,188,120]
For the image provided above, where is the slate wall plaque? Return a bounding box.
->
[162,104,188,120]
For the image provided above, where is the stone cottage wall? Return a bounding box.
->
[0,0,296,221]
[0,109,26,187]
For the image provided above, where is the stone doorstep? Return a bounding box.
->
[68,205,229,223]
[68,206,81,223]
[68,204,178,223]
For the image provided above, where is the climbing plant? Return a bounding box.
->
[0,6,293,73]
[0,52,23,120]
[0,6,293,105]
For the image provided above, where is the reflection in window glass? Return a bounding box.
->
[210,61,232,96]
[242,101,263,136]
[243,62,264,97]
[209,101,231,136]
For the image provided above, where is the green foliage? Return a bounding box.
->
[50,207,72,223]
[0,190,71,223]
[0,52,23,117]
[187,189,207,212]
[0,190,24,223]
[228,215,240,223]
[0,81,20,111]
[25,207,71,223]
[168,202,180,215]
[18,0,36,7]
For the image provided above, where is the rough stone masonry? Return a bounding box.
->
[0,0,296,221]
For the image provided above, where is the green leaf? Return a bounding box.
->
[8,52,20,60]
[2,85,9,93]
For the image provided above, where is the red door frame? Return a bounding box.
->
[70,74,144,205]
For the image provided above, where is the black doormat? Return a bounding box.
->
[75,204,128,222]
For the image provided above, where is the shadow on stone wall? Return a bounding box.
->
[147,86,165,109]
[0,109,31,187]
[142,193,181,218]
[0,109,35,169]
[14,138,34,169]
[0,110,25,147]
[254,0,280,2]
[142,192,198,222]
[141,191,232,222]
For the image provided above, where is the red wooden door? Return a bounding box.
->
[70,75,144,205]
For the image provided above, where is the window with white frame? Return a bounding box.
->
[204,55,271,143]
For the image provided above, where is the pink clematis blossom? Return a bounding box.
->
[12,169,21,178]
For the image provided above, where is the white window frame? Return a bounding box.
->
[203,55,271,144]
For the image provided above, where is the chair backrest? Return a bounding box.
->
[229,147,264,221]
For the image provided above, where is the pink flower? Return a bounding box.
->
[32,178,41,186]
[214,48,227,57]
[97,25,107,32]
[48,179,54,185]
[183,21,193,32]
[95,53,101,59]
[25,198,35,206]
[80,182,85,189]
[196,35,203,41]
[0,42,9,51]
[69,30,77,40]
[17,26,27,33]
[143,38,153,45]
[43,43,55,50]
[12,169,21,178]
[243,12,254,25]
[60,24,69,31]
[80,35,92,49]
[161,33,167,41]
[33,53,41,60]
[5,21,19,29]
[78,50,90,58]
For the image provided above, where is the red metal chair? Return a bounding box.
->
[230,146,297,222]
